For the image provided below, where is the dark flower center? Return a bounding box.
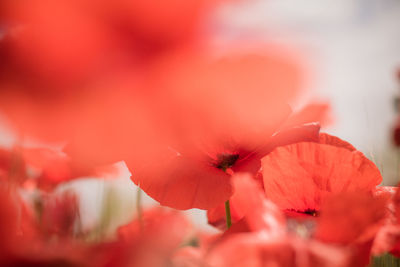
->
[302,209,319,217]
[213,153,239,171]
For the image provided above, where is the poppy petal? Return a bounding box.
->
[232,123,321,174]
[319,133,357,152]
[129,154,232,210]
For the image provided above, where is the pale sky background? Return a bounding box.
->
[1,0,400,232]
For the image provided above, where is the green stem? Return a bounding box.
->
[225,200,232,229]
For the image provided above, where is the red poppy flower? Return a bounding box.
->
[261,133,382,214]
[128,51,311,210]
[129,124,322,211]
[207,130,364,229]
[207,124,321,228]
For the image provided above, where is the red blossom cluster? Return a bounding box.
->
[0,0,395,267]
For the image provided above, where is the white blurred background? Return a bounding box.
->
[1,0,400,232]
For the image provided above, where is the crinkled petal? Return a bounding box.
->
[318,133,357,152]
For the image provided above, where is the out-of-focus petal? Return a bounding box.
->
[156,51,302,152]
[0,0,111,88]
